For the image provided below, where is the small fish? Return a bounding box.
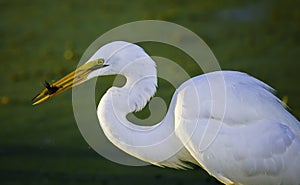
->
[44,81,60,95]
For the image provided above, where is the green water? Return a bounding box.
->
[0,0,299,184]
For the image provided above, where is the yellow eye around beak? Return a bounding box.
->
[32,59,105,105]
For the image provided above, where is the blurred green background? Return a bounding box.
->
[0,0,299,185]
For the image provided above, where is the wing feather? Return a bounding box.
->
[174,71,300,185]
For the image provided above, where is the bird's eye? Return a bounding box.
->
[96,58,104,64]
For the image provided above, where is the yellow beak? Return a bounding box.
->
[32,59,105,105]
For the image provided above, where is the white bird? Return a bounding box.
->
[33,41,300,185]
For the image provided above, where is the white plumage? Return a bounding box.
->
[90,41,300,185]
[174,72,300,184]
[34,41,300,185]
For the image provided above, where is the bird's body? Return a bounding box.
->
[33,41,300,185]
[173,72,300,184]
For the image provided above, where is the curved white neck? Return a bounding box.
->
[97,73,186,166]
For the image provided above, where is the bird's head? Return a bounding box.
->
[32,41,156,105]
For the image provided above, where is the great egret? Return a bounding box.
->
[33,41,300,185]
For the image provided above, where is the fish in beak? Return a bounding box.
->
[32,59,105,105]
